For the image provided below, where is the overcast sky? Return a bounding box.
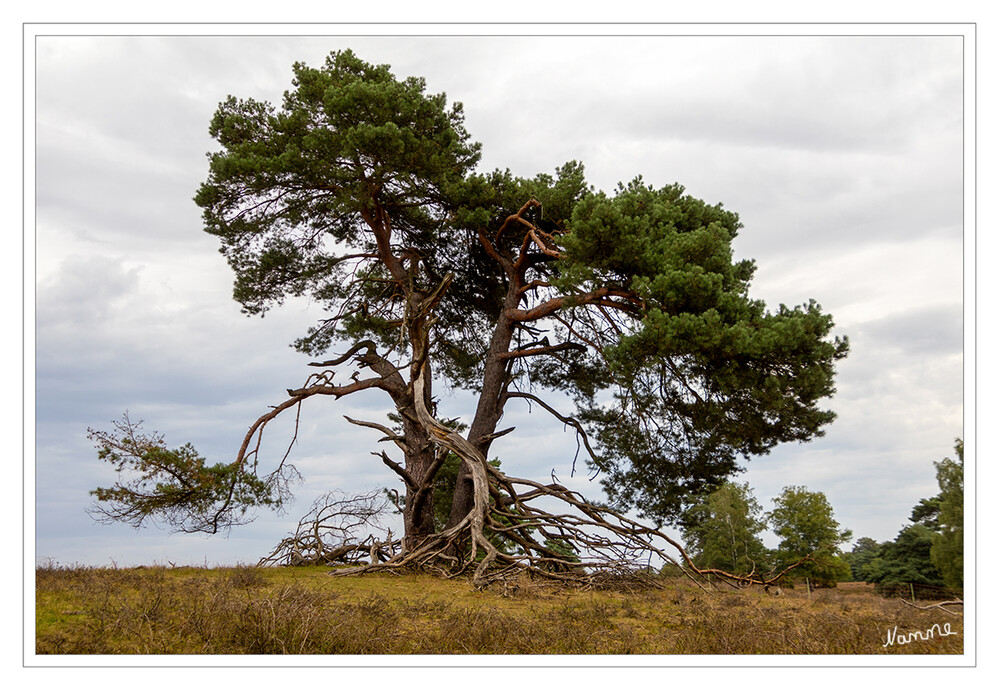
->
[29,28,970,569]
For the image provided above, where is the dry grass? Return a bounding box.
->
[35,563,964,655]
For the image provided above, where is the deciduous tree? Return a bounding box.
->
[767,486,852,585]
[931,439,963,589]
[680,481,769,576]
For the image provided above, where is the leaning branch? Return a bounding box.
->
[201,374,394,533]
[503,391,601,475]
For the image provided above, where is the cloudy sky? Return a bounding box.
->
[29,26,970,569]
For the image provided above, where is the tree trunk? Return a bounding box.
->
[397,321,442,552]
[400,439,439,552]
[399,290,452,552]
[444,309,517,531]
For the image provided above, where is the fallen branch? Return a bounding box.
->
[899,598,964,616]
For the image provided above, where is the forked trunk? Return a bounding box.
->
[444,298,519,532]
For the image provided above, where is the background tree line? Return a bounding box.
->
[679,482,851,586]
[845,439,963,593]
[684,439,963,592]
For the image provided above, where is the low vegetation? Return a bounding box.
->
[36,564,962,655]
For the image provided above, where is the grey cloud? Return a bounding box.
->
[614,37,961,155]
[855,304,963,356]
[35,254,325,432]
[439,36,963,163]
[37,254,141,322]
[445,36,965,260]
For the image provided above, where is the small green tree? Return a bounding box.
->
[844,536,882,581]
[861,523,944,588]
[931,439,963,589]
[681,481,769,575]
[767,486,852,585]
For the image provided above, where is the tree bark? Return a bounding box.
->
[398,410,440,551]
[444,304,518,531]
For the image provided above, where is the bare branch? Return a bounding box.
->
[258,489,396,567]
[308,339,380,367]
[373,450,417,489]
[504,391,601,475]
[493,198,541,244]
[477,228,515,277]
[518,279,552,296]
[344,415,409,453]
[498,338,586,361]
[506,287,642,323]
[479,426,516,443]
[899,598,964,616]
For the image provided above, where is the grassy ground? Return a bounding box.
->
[35,564,964,655]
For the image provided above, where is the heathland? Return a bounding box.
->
[35,564,963,655]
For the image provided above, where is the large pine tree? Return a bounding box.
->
[90,51,849,579]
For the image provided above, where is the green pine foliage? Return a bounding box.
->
[194,49,483,357]
[859,524,945,588]
[844,536,881,581]
[560,181,847,523]
[87,413,284,534]
[195,51,849,526]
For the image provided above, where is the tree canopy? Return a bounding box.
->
[90,50,848,584]
[680,481,769,576]
[858,524,944,588]
[845,536,881,581]
[931,439,963,589]
[767,486,852,584]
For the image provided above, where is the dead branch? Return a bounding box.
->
[503,391,601,476]
[308,339,380,367]
[344,415,409,453]
[498,340,586,361]
[899,598,964,616]
[258,489,398,567]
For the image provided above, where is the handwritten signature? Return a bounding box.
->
[883,622,957,647]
